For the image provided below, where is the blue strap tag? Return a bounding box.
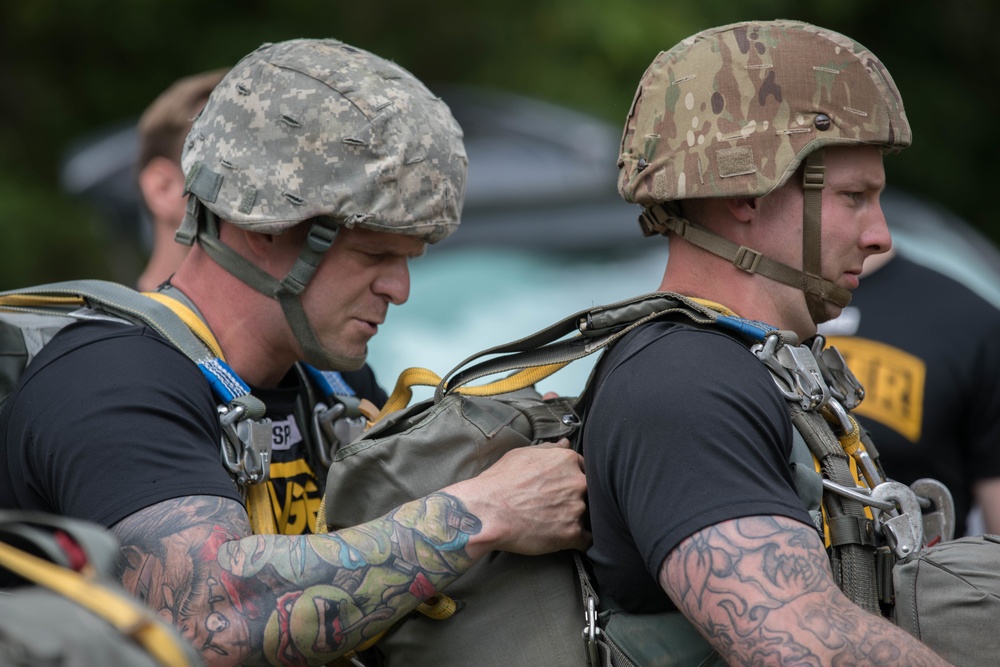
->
[198,357,252,404]
[302,364,356,398]
[714,314,773,342]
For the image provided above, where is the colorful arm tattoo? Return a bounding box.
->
[113,493,481,666]
[659,515,948,667]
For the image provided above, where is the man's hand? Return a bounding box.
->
[447,438,590,559]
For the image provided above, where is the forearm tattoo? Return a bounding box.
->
[660,515,947,667]
[113,493,481,666]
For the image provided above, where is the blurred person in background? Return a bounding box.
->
[819,246,1000,536]
[135,68,228,291]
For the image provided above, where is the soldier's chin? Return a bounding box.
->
[307,347,367,372]
[812,301,842,326]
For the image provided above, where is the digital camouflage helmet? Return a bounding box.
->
[618,20,911,323]
[178,38,467,369]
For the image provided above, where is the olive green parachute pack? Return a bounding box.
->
[0,510,203,667]
[319,290,987,667]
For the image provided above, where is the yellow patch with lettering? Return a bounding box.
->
[825,336,926,443]
[266,459,323,535]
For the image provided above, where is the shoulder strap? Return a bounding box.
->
[0,280,278,534]
[434,292,737,400]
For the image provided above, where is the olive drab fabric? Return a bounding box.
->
[617,20,911,206]
[0,511,203,667]
[181,38,467,243]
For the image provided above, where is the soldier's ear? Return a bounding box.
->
[725,197,758,224]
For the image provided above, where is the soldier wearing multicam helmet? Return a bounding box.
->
[581,20,951,666]
[0,39,588,666]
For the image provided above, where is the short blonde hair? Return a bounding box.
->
[137,68,228,169]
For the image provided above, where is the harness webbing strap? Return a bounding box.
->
[375,362,570,425]
[790,407,880,614]
[0,280,215,366]
[436,293,725,402]
[638,202,852,311]
[802,151,830,323]
[142,291,225,360]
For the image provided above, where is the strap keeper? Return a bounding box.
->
[175,198,200,247]
[307,223,338,253]
[803,164,826,190]
[733,245,763,273]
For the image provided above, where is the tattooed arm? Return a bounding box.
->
[113,441,587,667]
[658,515,952,667]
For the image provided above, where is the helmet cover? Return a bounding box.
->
[182,38,467,243]
[618,20,911,206]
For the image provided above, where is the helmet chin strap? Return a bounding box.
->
[800,150,840,324]
[638,149,850,324]
[177,199,367,371]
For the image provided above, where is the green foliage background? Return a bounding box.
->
[1,0,998,288]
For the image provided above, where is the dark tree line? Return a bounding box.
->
[1,0,997,287]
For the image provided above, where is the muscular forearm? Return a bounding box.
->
[114,493,480,666]
[659,515,952,667]
[112,444,586,666]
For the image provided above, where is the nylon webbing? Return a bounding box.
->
[790,407,880,614]
[0,542,196,666]
[435,292,720,402]
[639,204,852,310]
[1,280,216,365]
[142,291,225,360]
[374,362,570,425]
[802,151,829,323]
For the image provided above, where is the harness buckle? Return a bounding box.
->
[812,338,865,410]
[753,334,830,411]
[870,480,925,559]
[312,399,369,468]
[910,478,956,545]
[733,245,763,273]
[218,404,273,486]
[582,596,602,666]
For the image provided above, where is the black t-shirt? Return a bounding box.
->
[820,255,1000,535]
[581,319,814,613]
[0,318,387,533]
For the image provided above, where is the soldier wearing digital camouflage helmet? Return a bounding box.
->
[581,20,951,665]
[0,38,588,666]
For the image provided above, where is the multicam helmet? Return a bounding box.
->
[177,38,468,370]
[618,20,911,324]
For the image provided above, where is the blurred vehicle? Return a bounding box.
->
[59,85,1000,399]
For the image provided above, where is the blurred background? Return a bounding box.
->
[2,0,1000,394]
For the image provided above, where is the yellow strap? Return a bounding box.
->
[246,484,278,535]
[372,362,569,426]
[0,541,194,667]
[0,294,85,308]
[687,297,739,318]
[141,292,226,360]
[417,593,459,620]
